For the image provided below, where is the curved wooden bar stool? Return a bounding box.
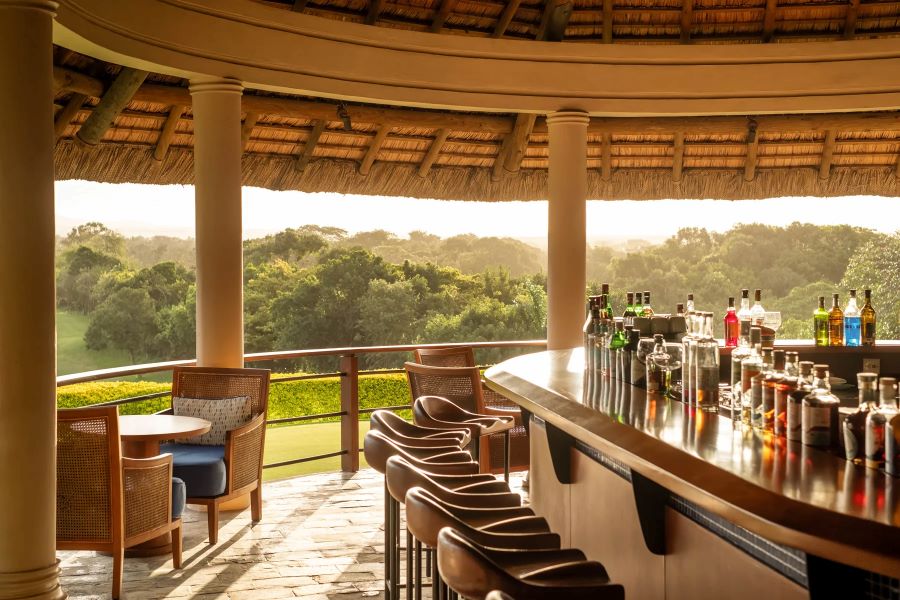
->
[437,528,625,600]
[486,592,514,600]
[370,410,471,449]
[413,395,515,480]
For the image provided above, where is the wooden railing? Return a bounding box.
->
[56,340,546,473]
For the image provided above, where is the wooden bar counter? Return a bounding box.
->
[484,349,900,600]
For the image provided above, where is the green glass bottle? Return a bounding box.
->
[602,293,614,321]
[813,296,829,347]
[610,319,627,349]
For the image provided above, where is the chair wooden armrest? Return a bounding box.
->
[480,405,523,427]
[225,412,267,493]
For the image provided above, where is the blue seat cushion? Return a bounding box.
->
[161,443,226,498]
[171,477,186,519]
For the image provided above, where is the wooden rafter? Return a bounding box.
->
[75,67,148,146]
[366,0,385,25]
[296,120,326,172]
[359,125,390,175]
[680,0,694,43]
[819,129,837,179]
[503,113,537,173]
[744,120,759,182]
[601,133,612,181]
[241,112,260,153]
[672,132,685,182]
[153,104,185,161]
[418,128,450,177]
[762,0,778,42]
[536,0,574,41]
[54,93,86,141]
[291,0,308,12]
[431,0,457,32]
[894,152,900,179]
[844,0,861,39]
[602,0,613,43]
[492,0,522,38]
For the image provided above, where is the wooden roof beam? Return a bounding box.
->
[366,0,385,25]
[762,0,778,43]
[819,129,837,179]
[744,120,759,182]
[418,128,450,177]
[844,0,861,39]
[291,0,308,12]
[153,104,185,161]
[680,0,693,43]
[241,112,260,153]
[492,0,522,38]
[359,125,391,175]
[296,120,326,172]
[536,0,574,41]
[431,0,457,32]
[672,132,685,182]
[54,93,86,141]
[602,0,613,43]
[76,67,148,146]
[601,133,612,181]
[503,113,537,173]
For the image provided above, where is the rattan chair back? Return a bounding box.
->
[171,366,270,416]
[404,362,483,414]
[414,346,476,368]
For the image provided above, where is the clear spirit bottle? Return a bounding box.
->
[861,289,876,346]
[843,372,877,464]
[844,289,861,347]
[802,364,841,449]
[623,292,637,325]
[828,293,844,347]
[883,378,900,476]
[695,312,720,413]
[787,361,814,442]
[774,351,798,436]
[724,297,739,348]
[751,347,773,429]
[750,289,766,327]
[813,296,829,347]
[866,378,899,469]
[646,334,669,394]
[737,289,752,339]
[762,349,785,431]
[682,313,698,406]
[740,327,763,424]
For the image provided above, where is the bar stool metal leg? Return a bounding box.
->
[385,482,392,600]
[407,530,414,600]
[414,539,422,600]
[432,557,440,600]
[503,430,510,482]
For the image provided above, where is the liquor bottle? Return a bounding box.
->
[774,351,799,436]
[695,312,720,413]
[750,289,766,327]
[801,364,841,449]
[601,282,610,298]
[737,289,752,338]
[583,296,601,355]
[751,348,773,429]
[623,326,641,385]
[787,361,814,442]
[624,292,637,325]
[646,334,669,394]
[882,377,900,476]
[641,291,654,317]
[861,289,876,346]
[730,324,752,415]
[844,289,861,347]
[723,297,739,348]
[686,293,695,318]
[843,372,877,464]
[828,293,844,346]
[676,303,685,316]
[609,319,627,381]
[740,327,763,424]
[602,293,614,321]
[813,296,829,347]
[682,313,698,406]
[866,378,899,469]
[633,293,644,316]
[762,349,785,431]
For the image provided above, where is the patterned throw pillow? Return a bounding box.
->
[172,396,252,446]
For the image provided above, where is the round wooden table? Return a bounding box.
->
[119,414,211,458]
[118,415,211,556]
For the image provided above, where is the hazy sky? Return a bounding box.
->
[55,180,900,242]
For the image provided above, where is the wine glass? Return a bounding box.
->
[763,311,782,332]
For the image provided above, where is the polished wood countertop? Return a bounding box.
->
[484,349,900,578]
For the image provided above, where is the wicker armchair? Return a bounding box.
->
[413,347,529,473]
[164,366,270,544]
[405,360,528,475]
[57,406,182,600]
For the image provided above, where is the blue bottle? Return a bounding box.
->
[844,289,861,347]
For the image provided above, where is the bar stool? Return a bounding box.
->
[414,395,515,480]
[437,527,625,600]
[486,592,514,600]
[371,410,471,449]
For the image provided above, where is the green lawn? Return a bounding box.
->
[262,421,371,481]
[57,310,135,376]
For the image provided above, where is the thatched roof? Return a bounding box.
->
[260,0,900,44]
[53,47,900,201]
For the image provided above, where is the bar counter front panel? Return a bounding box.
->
[484,349,900,600]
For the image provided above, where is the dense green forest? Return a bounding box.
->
[56,221,899,373]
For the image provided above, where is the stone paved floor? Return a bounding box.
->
[59,468,526,600]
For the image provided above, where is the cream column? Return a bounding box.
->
[0,2,65,599]
[190,78,245,368]
[546,111,590,350]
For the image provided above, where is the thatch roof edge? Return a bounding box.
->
[54,141,900,201]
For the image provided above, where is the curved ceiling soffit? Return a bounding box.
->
[55,0,900,115]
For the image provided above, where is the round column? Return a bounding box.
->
[0,1,65,599]
[190,78,245,368]
[546,111,589,351]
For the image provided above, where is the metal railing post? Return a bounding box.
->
[340,354,360,472]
